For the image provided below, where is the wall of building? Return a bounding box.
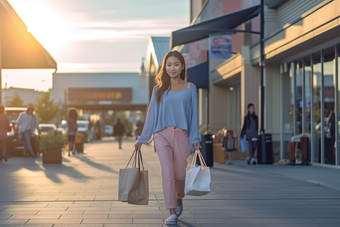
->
[2,87,46,106]
[264,63,281,136]
[190,0,206,22]
[51,72,148,106]
[209,84,228,133]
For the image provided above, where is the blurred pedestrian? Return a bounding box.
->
[95,121,102,140]
[16,106,39,157]
[114,118,126,149]
[87,118,93,141]
[67,108,78,156]
[240,103,259,165]
[89,123,95,142]
[0,106,11,162]
[134,51,201,225]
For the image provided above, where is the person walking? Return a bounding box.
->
[87,118,93,142]
[0,106,11,162]
[67,108,78,156]
[240,103,259,165]
[134,50,201,225]
[16,106,39,157]
[114,118,126,149]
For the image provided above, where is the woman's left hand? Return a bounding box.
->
[194,143,201,151]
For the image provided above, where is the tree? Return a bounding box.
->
[8,93,24,107]
[35,92,59,123]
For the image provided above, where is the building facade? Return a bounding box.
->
[173,0,340,167]
[2,87,46,106]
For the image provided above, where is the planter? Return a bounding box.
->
[75,142,84,153]
[42,149,62,164]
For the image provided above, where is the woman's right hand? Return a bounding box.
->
[135,142,142,152]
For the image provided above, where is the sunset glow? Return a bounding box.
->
[4,0,189,90]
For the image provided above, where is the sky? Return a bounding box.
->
[3,0,190,91]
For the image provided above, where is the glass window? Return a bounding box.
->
[323,47,335,165]
[295,60,303,135]
[304,57,312,133]
[282,63,294,160]
[312,52,322,163]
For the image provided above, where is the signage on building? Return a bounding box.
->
[68,88,132,102]
[209,33,232,60]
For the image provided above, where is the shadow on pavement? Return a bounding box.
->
[42,162,91,183]
[73,154,118,174]
[1,157,91,184]
[177,220,198,227]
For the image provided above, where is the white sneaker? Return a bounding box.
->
[175,203,183,217]
[165,214,178,225]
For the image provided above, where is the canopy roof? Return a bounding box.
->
[187,61,209,88]
[0,0,57,69]
[170,5,260,48]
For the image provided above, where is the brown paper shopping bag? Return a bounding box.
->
[118,150,149,205]
[128,150,149,205]
[118,150,140,202]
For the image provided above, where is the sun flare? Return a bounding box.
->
[9,0,70,56]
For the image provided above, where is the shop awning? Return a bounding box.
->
[170,5,260,48]
[187,61,209,88]
[0,0,57,69]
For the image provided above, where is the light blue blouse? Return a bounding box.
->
[137,85,202,151]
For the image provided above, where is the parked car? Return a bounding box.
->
[58,120,89,140]
[77,120,89,139]
[57,127,66,135]
[5,107,40,156]
[39,124,57,136]
[105,125,113,136]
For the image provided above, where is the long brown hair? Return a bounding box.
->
[155,50,187,105]
[68,108,78,122]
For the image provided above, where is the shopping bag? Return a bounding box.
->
[118,150,139,202]
[240,136,247,153]
[185,149,211,196]
[118,150,149,205]
[127,150,149,205]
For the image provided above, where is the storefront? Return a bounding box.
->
[171,0,340,166]
[280,43,340,166]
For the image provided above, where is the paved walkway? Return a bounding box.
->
[0,137,339,227]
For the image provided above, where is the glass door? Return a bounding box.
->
[312,52,322,163]
[322,47,335,165]
[281,63,294,160]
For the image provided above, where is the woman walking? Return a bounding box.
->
[67,108,78,156]
[16,106,38,157]
[0,106,10,162]
[240,103,259,165]
[134,50,201,225]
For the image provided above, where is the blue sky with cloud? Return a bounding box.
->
[3,0,189,90]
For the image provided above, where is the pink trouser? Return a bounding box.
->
[154,126,191,209]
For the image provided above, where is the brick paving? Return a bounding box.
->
[0,137,339,227]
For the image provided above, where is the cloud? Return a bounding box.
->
[58,62,140,72]
[66,19,187,42]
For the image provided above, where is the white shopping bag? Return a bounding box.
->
[185,149,211,196]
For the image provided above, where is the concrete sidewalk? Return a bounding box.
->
[0,137,339,227]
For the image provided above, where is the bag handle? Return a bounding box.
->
[197,149,207,167]
[138,150,145,171]
[125,150,137,168]
[190,149,207,170]
[125,150,145,171]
